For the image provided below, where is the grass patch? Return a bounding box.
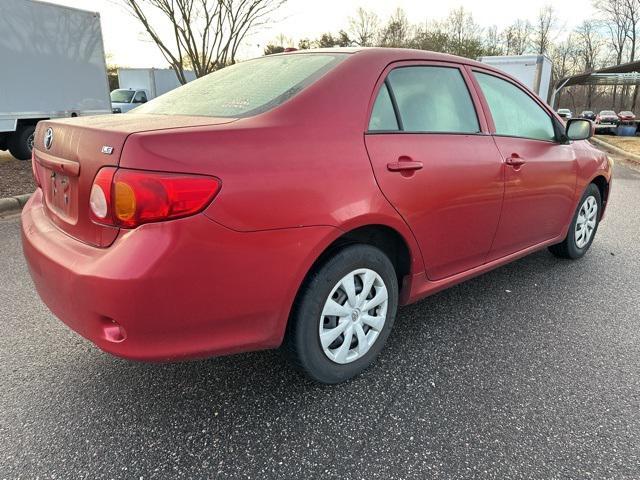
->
[595,135,640,156]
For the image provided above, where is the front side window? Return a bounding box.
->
[110,89,135,103]
[374,66,479,134]
[134,54,346,118]
[474,72,556,142]
[133,91,148,103]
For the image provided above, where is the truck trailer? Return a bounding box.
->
[478,55,553,103]
[111,68,196,113]
[0,0,111,160]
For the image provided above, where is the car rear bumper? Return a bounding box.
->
[22,189,338,361]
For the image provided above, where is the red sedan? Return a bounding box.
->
[617,110,636,123]
[22,48,612,383]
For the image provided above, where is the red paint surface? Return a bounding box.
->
[22,48,612,361]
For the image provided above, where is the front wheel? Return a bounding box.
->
[549,183,602,259]
[285,244,399,384]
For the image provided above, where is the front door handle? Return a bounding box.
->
[505,154,526,168]
[387,159,424,172]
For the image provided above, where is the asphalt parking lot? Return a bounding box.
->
[1,160,639,479]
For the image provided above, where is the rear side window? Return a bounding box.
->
[133,54,346,118]
[371,66,479,134]
[133,91,147,103]
[474,72,555,142]
[369,83,399,131]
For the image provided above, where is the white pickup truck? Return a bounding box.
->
[0,0,111,160]
[111,68,196,113]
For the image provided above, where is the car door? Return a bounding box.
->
[469,69,577,261]
[364,62,505,280]
[133,91,148,104]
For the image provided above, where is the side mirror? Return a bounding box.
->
[566,118,593,141]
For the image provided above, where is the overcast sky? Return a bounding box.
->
[46,0,598,67]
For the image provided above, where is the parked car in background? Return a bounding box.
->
[617,110,636,123]
[580,110,596,121]
[112,68,196,113]
[111,89,148,114]
[0,0,111,160]
[557,108,573,119]
[22,48,612,384]
[596,110,619,126]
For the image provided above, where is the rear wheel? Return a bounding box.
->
[549,183,602,259]
[285,244,399,384]
[8,125,36,160]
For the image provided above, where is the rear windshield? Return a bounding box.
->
[133,54,347,118]
[111,89,135,103]
[621,111,633,115]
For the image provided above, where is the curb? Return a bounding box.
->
[590,137,640,165]
[0,193,31,217]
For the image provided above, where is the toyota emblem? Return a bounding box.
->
[44,127,54,150]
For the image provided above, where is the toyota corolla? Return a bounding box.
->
[22,48,612,384]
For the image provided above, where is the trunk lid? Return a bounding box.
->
[33,114,236,247]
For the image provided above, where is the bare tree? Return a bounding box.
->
[550,34,579,107]
[550,35,579,77]
[620,0,640,109]
[314,31,351,48]
[503,19,532,55]
[595,0,629,109]
[623,0,640,60]
[410,20,449,53]
[121,0,286,83]
[534,5,558,54]
[443,7,484,58]
[575,21,604,108]
[378,8,412,48]
[273,32,293,48]
[348,7,379,47]
[483,25,503,56]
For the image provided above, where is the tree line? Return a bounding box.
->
[265,2,640,112]
[118,0,640,112]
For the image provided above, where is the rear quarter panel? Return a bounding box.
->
[118,53,425,275]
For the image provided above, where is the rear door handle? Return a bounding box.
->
[387,160,423,172]
[505,154,526,168]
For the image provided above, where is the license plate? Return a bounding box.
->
[45,170,74,219]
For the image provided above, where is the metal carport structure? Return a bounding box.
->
[550,60,640,109]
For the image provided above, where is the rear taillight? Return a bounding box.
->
[90,167,220,228]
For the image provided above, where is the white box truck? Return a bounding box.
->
[111,68,196,113]
[0,0,111,160]
[478,55,553,103]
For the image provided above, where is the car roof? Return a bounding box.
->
[283,47,505,73]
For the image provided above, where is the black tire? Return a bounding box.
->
[285,244,399,384]
[8,125,36,161]
[549,183,602,259]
